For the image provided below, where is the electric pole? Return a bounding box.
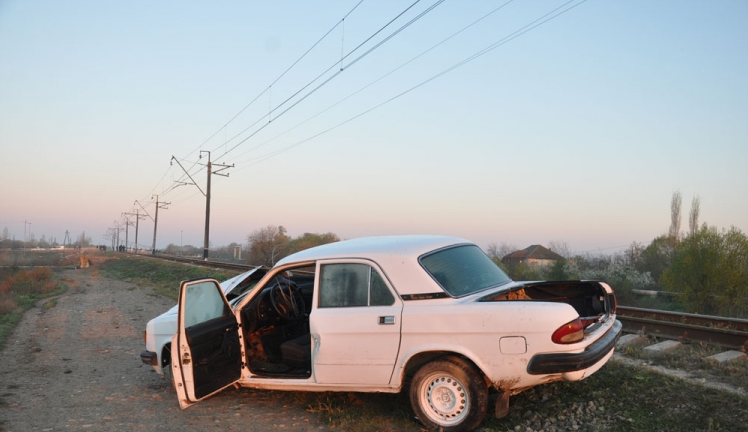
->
[24,220,31,250]
[151,195,170,255]
[113,220,124,251]
[121,213,135,251]
[132,202,152,254]
[170,152,233,260]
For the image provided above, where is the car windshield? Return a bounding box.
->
[420,244,512,297]
[229,288,254,310]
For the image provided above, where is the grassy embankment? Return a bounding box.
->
[292,360,748,432]
[0,267,67,349]
[621,336,748,390]
[98,255,235,300]
[101,256,748,432]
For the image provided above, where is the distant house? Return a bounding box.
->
[502,244,566,268]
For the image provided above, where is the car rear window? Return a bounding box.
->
[420,244,512,297]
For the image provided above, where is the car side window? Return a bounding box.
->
[370,269,395,306]
[319,263,395,308]
[183,281,229,327]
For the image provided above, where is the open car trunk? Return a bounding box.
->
[480,281,616,325]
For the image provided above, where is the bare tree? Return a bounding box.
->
[669,191,682,241]
[689,195,701,236]
[486,242,518,262]
[246,225,290,266]
[75,231,92,247]
[548,240,572,259]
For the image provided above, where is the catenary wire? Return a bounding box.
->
[211,0,447,162]
[160,0,368,195]
[225,0,517,163]
[233,0,590,170]
[180,0,367,162]
[206,0,428,159]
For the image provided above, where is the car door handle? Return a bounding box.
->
[378,316,395,325]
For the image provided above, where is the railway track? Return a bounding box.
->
[130,252,748,350]
[617,306,748,350]
[141,253,255,272]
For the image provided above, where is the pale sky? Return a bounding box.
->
[1,1,746,254]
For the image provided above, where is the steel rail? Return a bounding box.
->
[131,252,254,272]
[617,306,748,350]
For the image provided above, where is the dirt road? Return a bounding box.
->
[0,268,327,432]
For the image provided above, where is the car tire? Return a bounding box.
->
[409,357,488,432]
[163,360,174,386]
[162,345,174,388]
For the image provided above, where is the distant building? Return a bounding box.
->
[502,244,566,268]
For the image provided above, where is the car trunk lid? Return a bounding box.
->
[480,281,615,332]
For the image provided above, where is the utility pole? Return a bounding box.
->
[121,213,135,251]
[170,152,233,260]
[151,195,170,255]
[132,202,152,254]
[134,212,140,252]
[113,220,124,251]
[24,220,31,250]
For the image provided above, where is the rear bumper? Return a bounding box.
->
[140,350,158,366]
[527,319,622,375]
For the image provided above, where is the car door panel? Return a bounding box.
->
[312,305,402,384]
[310,260,403,385]
[172,278,241,409]
[184,315,241,399]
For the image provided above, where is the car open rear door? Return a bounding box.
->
[171,278,242,409]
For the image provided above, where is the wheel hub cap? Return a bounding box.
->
[423,375,468,425]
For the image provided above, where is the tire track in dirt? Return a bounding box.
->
[0,268,330,432]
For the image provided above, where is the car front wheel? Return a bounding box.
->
[409,357,488,432]
[162,345,174,388]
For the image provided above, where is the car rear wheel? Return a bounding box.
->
[409,357,488,432]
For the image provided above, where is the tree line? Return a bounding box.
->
[0,228,92,249]
[487,192,748,318]
[160,191,747,318]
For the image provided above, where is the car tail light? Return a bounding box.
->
[143,329,147,345]
[552,318,585,344]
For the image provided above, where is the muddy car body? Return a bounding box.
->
[163,235,621,431]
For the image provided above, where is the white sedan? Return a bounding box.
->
[160,235,621,432]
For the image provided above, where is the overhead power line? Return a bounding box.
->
[225,0,517,164]
[210,0,447,162]
[146,1,368,202]
[232,0,590,170]
[181,0,368,163]
[160,0,445,201]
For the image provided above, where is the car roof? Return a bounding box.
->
[276,235,472,296]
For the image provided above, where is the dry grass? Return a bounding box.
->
[0,297,16,315]
[0,267,66,349]
[0,267,57,295]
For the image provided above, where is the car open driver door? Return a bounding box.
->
[171,278,242,409]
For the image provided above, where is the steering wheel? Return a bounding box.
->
[268,278,304,321]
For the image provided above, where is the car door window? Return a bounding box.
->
[319,263,394,307]
[184,280,230,327]
[370,269,394,306]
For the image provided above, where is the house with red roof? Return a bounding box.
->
[501,244,566,268]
